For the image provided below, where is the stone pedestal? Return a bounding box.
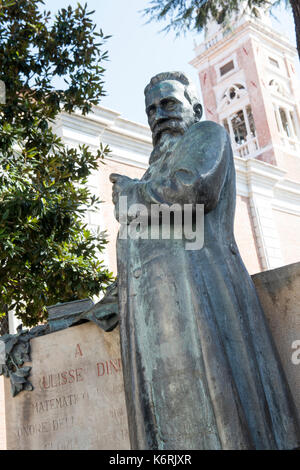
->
[253,262,300,420]
[3,323,130,450]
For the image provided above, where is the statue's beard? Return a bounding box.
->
[149,130,183,165]
[149,118,195,165]
[152,118,188,147]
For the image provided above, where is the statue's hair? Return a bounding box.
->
[144,71,200,106]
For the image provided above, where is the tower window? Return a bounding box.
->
[220,60,234,77]
[269,57,279,68]
[273,104,300,141]
[279,107,291,137]
[221,83,246,106]
[231,110,248,144]
[289,111,298,137]
[222,105,257,148]
[269,79,287,97]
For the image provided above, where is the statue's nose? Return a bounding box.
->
[153,107,168,125]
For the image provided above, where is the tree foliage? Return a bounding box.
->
[143,0,300,60]
[0,0,113,328]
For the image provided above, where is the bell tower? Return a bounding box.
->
[190,6,300,272]
[190,5,300,181]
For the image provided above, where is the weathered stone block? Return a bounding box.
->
[3,323,130,450]
[253,262,300,420]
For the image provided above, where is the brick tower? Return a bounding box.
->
[190,6,300,271]
[190,5,300,178]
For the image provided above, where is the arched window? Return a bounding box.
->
[222,105,258,157]
[279,108,291,137]
[220,83,246,109]
[273,104,299,140]
[269,79,288,97]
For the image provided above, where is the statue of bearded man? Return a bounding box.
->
[109,72,300,450]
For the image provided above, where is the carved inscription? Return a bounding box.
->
[97,358,122,376]
[75,344,83,357]
[40,368,84,390]
[4,323,130,450]
[16,416,74,439]
[32,392,89,414]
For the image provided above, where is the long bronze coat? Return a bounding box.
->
[116,121,300,450]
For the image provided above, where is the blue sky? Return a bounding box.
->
[43,0,298,125]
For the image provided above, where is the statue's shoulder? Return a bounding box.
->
[172,121,230,164]
[176,121,228,156]
[186,120,228,141]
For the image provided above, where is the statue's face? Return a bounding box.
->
[145,80,196,146]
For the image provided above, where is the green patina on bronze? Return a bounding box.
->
[109,71,300,450]
[72,280,119,332]
[0,324,49,396]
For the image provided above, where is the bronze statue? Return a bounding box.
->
[108,72,300,449]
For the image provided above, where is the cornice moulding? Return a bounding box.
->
[107,152,148,170]
[190,21,297,70]
[61,107,152,145]
[246,159,286,182]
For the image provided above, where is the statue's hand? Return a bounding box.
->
[110,173,139,222]
[110,173,134,205]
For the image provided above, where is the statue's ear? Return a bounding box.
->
[193,103,203,120]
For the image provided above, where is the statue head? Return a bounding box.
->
[144,71,203,147]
